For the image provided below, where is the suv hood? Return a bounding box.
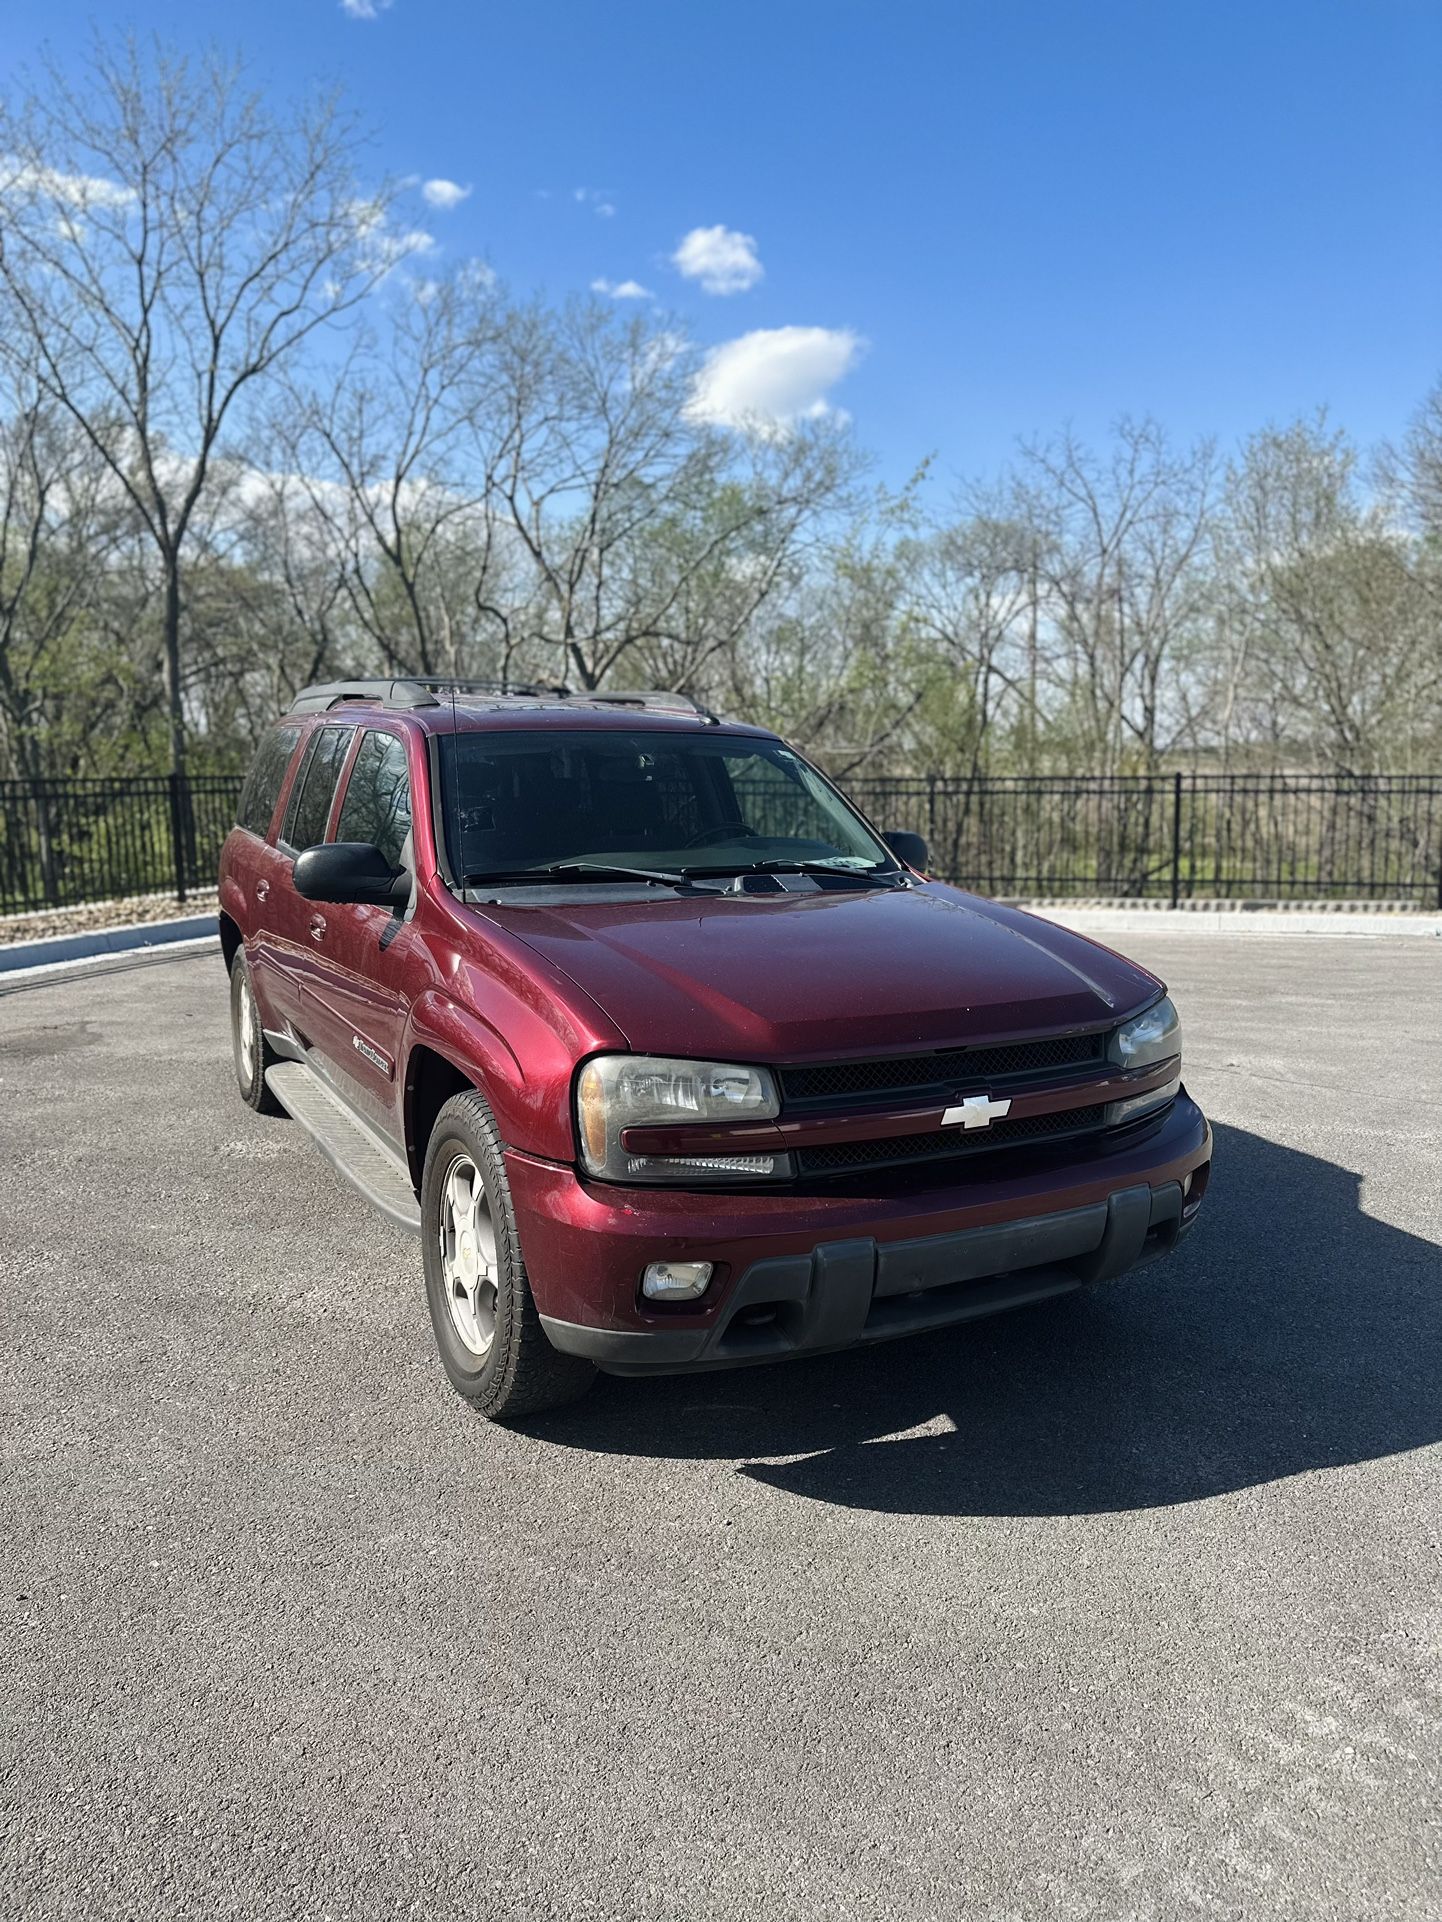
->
[478,883,1161,1062]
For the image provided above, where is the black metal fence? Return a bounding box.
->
[845,772,1442,905]
[1,769,1439,915]
[0,775,243,915]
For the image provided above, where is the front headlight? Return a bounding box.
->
[1108,995,1182,1070]
[575,1054,788,1184]
[1106,994,1183,1126]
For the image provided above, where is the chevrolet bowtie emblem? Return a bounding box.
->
[941,1093,1012,1130]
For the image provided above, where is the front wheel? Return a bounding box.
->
[230,952,283,1114]
[421,1090,595,1421]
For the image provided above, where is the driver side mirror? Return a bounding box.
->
[883,829,929,872]
[293,841,409,911]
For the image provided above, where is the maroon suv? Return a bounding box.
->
[218,679,1211,1419]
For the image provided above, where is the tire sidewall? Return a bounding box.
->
[230,954,266,1106]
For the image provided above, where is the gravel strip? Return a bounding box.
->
[0,891,219,945]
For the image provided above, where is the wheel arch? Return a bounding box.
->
[404,1044,483,1195]
[219,911,242,973]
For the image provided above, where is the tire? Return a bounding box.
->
[229,950,283,1115]
[421,1090,595,1421]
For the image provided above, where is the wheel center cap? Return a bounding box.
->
[459,1232,477,1278]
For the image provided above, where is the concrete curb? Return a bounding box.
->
[1034,907,1442,938]
[1001,896,1436,915]
[0,913,217,975]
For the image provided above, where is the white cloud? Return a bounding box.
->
[672,225,763,296]
[591,277,652,300]
[573,187,616,218]
[2,159,135,211]
[687,326,863,433]
[340,0,393,17]
[346,197,435,274]
[421,178,471,211]
[375,229,437,270]
[346,196,386,237]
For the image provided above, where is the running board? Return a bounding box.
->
[265,1061,421,1236]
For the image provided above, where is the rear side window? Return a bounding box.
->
[282,726,355,853]
[236,726,301,838]
[336,731,412,870]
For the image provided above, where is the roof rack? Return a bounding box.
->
[287,676,570,714]
[285,679,723,723]
[575,690,722,724]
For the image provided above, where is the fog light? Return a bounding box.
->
[641,1260,713,1302]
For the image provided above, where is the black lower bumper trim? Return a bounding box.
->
[541,1180,1188,1376]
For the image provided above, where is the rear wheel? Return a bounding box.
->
[421,1090,595,1421]
[229,951,282,1114]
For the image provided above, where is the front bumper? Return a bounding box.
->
[544,1179,1196,1374]
[507,1091,1211,1376]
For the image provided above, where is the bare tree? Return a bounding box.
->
[1379,377,1442,546]
[280,268,515,680]
[1221,415,1440,770]
[903,507,1037,778]
[225,467,353,710]
[479,300,855,691]
[627,424,862,698]
[995,422,1217,774]
[0,34,405,781]
[725,506,927,777]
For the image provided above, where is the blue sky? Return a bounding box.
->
[4,0,1439,485]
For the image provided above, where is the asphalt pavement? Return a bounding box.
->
[2,930,1439,1920]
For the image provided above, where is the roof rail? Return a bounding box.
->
[287,676,570,715]
[575,689,723,724]
[288,679,437,714]
[410,675,572,700]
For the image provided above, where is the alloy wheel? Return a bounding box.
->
[438,1153,499,1358]
[237,973,257,1083]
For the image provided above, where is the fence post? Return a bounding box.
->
[1170,771,1183,908]
[167,772,188,905]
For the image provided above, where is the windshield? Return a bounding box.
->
[435,729,893,883]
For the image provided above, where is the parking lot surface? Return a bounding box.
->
[2,930,1439,1921]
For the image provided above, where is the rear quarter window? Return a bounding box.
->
[236,726,302,838]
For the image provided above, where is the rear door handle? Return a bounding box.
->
[309,915,326,942]
[255,879,270,902]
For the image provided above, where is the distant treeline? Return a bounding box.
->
[1,37,1438,789]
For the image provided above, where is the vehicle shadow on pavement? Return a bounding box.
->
[534,1123,1441,1515]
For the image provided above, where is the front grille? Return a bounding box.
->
[780,1031,1105,1104]
[796,1102,1107,1176]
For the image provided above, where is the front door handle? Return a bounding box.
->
[309,914,327,942]
[255,878,270,902]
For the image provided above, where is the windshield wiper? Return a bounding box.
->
[464,860,692,887]
[681,860,905,887]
